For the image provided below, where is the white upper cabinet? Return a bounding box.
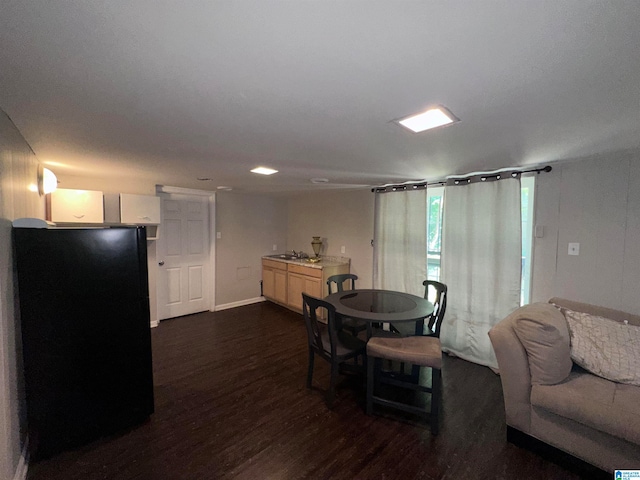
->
[50,189,104,223]
[120,194,161,225]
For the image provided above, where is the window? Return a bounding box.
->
[427,187,444,280]
[520,176,535,305]
[426,178,535,305]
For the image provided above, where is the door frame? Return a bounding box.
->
[155,185,216,316]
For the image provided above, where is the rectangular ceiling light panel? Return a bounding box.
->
[250,167,278,175]
[398,106,458,133]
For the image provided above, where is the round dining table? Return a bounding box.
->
[324,289,434,337]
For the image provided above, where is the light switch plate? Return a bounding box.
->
[216,232,222,239]
[568,243,580,256]
[341,246,346,254]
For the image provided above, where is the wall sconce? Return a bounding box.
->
[38,165,58,196]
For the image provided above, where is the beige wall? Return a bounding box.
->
[287,189,374,288]
[0,111,42,480]
[215,191,287,307]
[40,151,640,319]
[52,175,292,312]
[56,174,157,196]
[214,188,374,306]
[531,149,640,312]
[6,93,637,480]
[283,154,640,316]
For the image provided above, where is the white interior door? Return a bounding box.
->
[157,192,211,320]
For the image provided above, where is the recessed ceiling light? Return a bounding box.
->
[216,186,233,191]
[397,106,459,133]
[251,166,278,175]
[310,178,329,184]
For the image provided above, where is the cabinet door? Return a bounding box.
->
[120,194,161,224]
[287,273,304,309]
[263,260,288,304]
[287,272,321,311]
[305,276,322,298]
[274,270,287,304]
[51,189,104,223]
[263,268,275,299]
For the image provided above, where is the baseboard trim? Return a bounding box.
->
[13,436,29,480]
[507,426,609,479]
[214,297,265,311]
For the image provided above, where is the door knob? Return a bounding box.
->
[158,261,165,266]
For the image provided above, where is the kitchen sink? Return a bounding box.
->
[266,254,298,260]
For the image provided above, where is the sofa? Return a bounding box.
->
[488,297,640,473]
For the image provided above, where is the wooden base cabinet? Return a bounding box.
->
[287,264,323,311]
[262,258,349,313]
[262,259,288,305]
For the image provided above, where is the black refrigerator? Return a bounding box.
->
[13,226,154,460]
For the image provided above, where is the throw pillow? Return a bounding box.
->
[560,308,640,386]
[512,303,572,385]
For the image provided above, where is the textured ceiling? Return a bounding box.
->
[1,1,639,194]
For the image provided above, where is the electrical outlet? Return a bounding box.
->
[568,243,580,256]
[216,232,221,239]
[272,244,277,251]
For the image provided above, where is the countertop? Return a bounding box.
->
[262,255,350,269]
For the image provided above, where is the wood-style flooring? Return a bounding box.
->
[27,302,588,479]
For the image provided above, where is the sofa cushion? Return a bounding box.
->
[531,371,640,445]
[550,297,640,327]
[511,303,572,385]
[560,308,640,386]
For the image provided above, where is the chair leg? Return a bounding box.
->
[430,367,442,435]
[328,360,339,409]
[410,364,421,383]
[366,356,375,415]
[362,352,367,377]
[306,349,314,389]
[375,357,383,392]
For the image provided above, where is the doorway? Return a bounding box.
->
[156,186,215,320]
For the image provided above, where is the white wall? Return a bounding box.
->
[531,149,640,312]
[287,189,374,288]
[215,191,287,307]
[0,111,42,480]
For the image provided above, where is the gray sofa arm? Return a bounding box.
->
[490,302,574,434]
[489,312,532,433]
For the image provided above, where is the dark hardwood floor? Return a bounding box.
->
[27,302,586,480]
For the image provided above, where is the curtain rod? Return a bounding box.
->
[371,165,552,193]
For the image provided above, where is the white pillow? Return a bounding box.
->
[560,308,640,386]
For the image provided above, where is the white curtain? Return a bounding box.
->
[440,177,521,369]
[373,189,426,296]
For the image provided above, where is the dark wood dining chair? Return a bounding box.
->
[365,281,448,434]
[326,273,367,336]
[391,280,448,337]
[366,336,443,434]
[302,293,367,408]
